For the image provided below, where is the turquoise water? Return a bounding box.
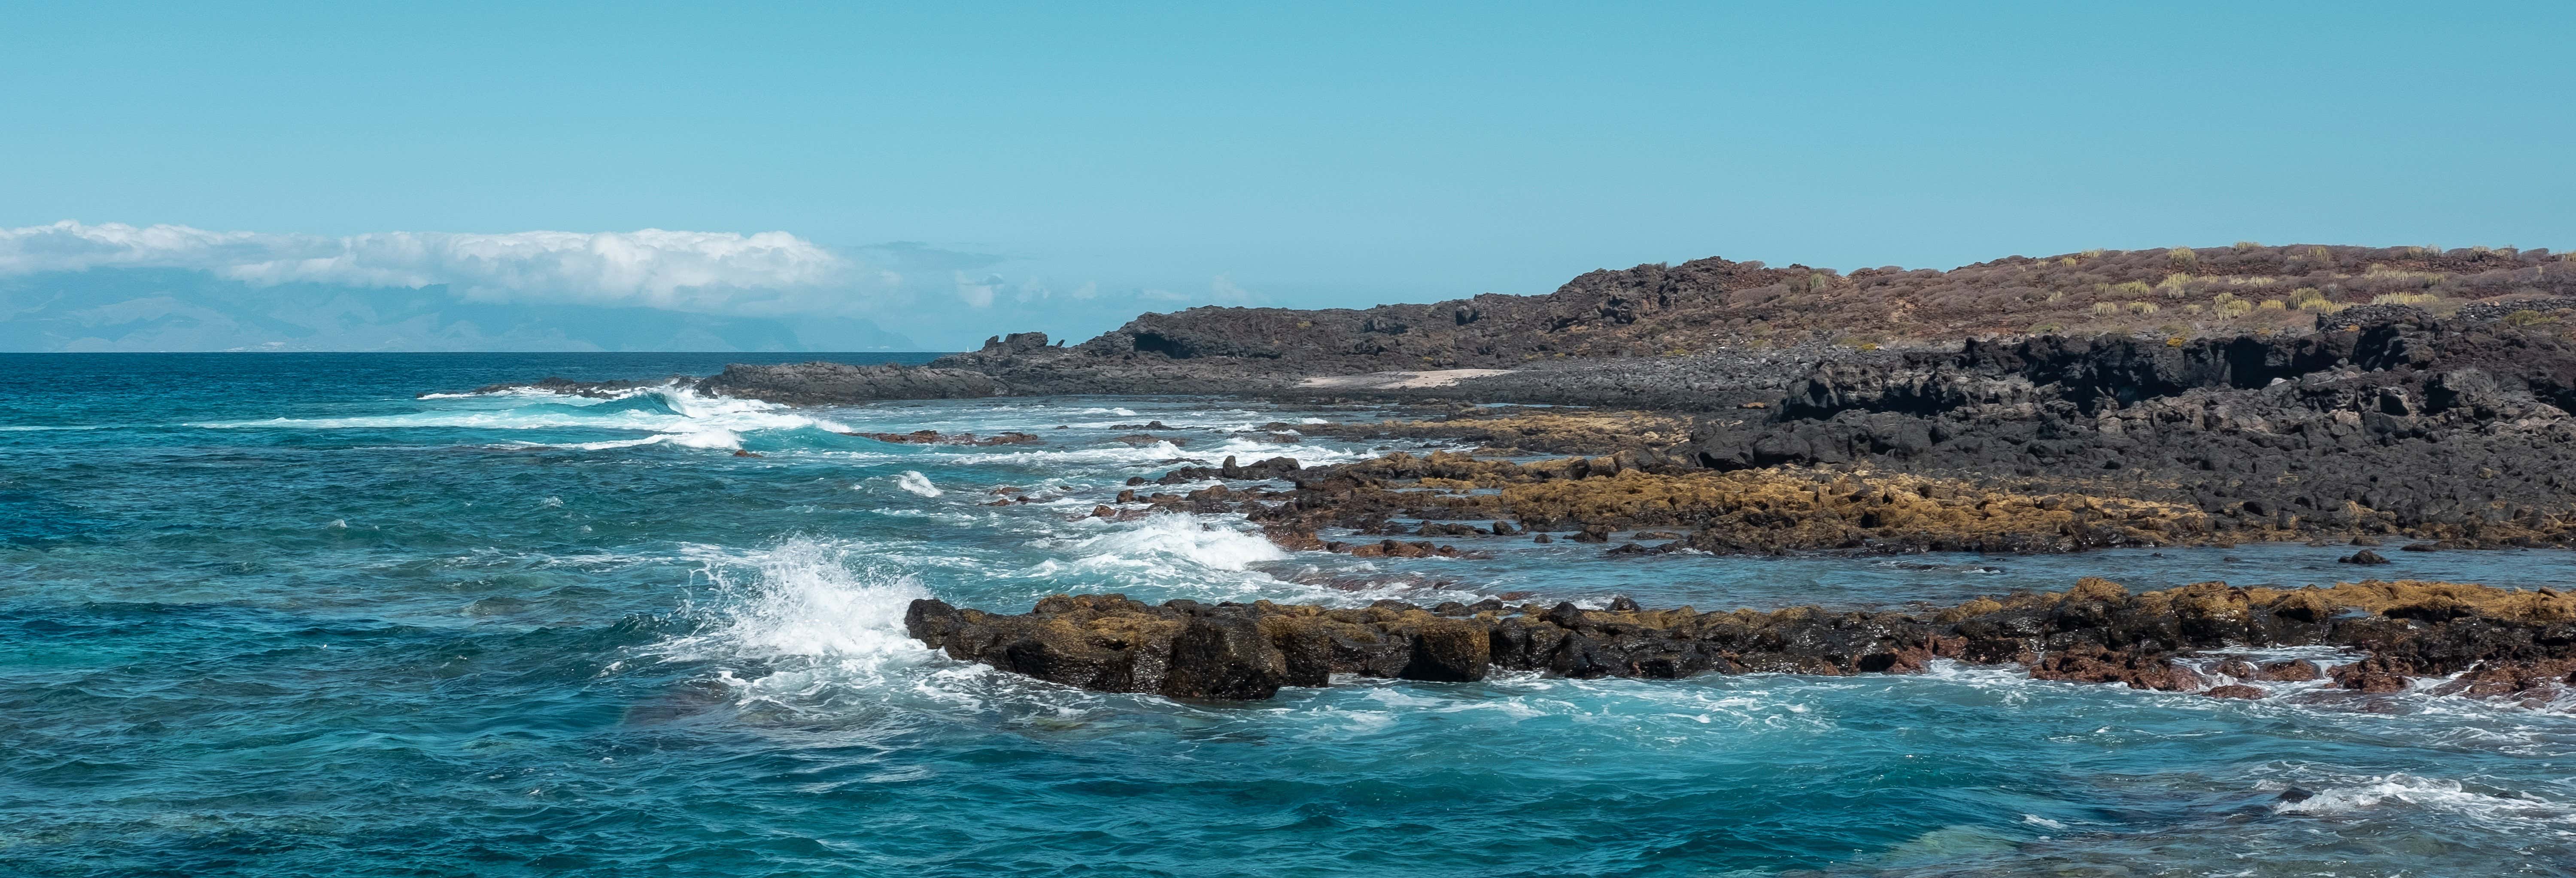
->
[5,353,2575,877]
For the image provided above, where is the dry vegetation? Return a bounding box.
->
[1091,244,2576,368]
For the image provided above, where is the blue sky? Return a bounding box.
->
[5,2,2571,351]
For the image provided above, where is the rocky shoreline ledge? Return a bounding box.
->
[907,579,2576,703]
[462,303,2576,550]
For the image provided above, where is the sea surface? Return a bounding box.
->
[4,352,2574,877]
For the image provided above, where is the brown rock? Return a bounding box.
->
[1162,615,1289,700]
[2257,660,2319,682]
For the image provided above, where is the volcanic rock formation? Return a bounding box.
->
[906,579,2576,703]
[1692,308,2576,545]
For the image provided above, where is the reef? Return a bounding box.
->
[905,579,2576,703]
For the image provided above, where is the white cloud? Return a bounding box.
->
[0,220,858,314]
[953,271,999,308]
[1140,275,1261,305]
[1207,274,1257,304]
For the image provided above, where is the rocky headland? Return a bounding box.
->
[468,243,2576,411]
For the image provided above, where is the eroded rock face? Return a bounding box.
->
[907,578,2576,703]
[1694,314,2576,547]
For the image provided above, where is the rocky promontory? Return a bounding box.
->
[907,579,2576,703]
[459,244,2576,412]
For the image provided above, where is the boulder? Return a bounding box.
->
[1162,615,1290,700]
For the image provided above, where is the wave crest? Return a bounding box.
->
[653,540,935,686]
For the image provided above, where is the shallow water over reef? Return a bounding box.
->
[5,352,2575,877]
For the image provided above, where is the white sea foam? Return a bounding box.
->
[895,471,942,497]
[414,386,583,400]
[198,385,838,452]
[1051,514,1287,572]
[655,540,935,686]
[2273,774,2574,826]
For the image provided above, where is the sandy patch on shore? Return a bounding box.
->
[1298,369,1514,390]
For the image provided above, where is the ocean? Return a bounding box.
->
[3,353,2572,876]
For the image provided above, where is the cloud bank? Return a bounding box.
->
[0,221,1280,351]
[0,221,854,314]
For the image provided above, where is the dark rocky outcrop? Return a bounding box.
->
[909,578,2576,703]
[1149,455,1306,484]
[1692,311,2576,546]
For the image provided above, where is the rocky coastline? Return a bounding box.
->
[443,244,2576,706]
[906,579,2576,702]
[451,280,2576,557]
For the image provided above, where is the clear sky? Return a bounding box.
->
[5,2,2572,351]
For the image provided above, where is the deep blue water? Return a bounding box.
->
[5,353,2575,877]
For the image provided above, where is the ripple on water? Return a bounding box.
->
[11,362,2576,876]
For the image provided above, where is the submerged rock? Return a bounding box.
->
[908,578,2576,703]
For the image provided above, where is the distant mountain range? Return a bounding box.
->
[0,268,914,352]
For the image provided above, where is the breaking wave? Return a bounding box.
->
[192,384,849,452]
[1049,514,1288,573]
[895,471,943,497]
[653,540,936,690]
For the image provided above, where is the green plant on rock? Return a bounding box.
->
[2290,288,2338,312]
[2156,273,2193,299]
